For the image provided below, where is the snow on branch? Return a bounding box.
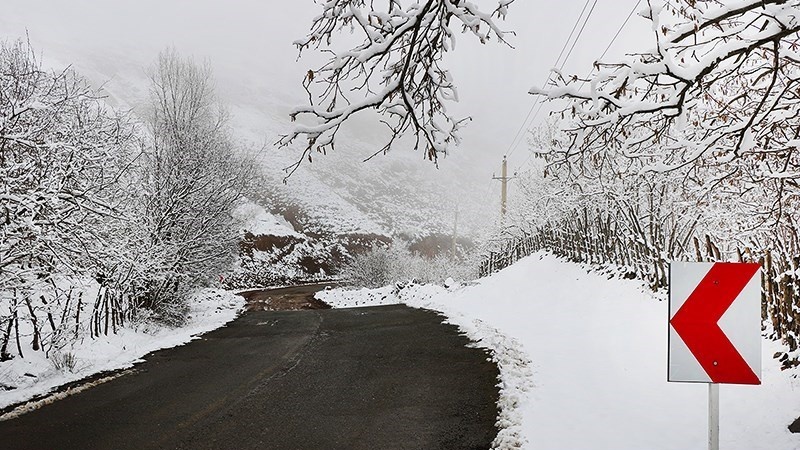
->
[535,0,800,185]
[280,0,514,175]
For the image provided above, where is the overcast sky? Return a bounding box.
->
[1,0,652,188]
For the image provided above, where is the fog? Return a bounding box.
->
[1,0,652,237]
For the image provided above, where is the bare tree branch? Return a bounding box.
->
[280,0,514,174]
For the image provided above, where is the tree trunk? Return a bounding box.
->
[24,297,41,352]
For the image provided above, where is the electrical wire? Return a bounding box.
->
[513,0,641,174]
[575,0,642,92]
[506,0,598,160]
[598,0,642,62]
[501,0,594,161]
[559,0,598,74]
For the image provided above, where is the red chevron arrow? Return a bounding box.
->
[670,262,761,385]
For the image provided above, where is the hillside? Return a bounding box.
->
[0,3,496,249]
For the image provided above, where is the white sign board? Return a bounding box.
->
[668,262,761,385]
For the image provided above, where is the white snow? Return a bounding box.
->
[0,289,245,411]
[317,252,800,450]
[233,199,301,237]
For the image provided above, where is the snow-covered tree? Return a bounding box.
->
[0,40,140,358]
[534,0,800,231]
[0,42,259,359]
[0,39,136,296]
[281,0,515,172]
[123,49,255,321]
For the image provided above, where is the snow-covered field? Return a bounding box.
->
[0,290,245,412]
[318,252,800,450]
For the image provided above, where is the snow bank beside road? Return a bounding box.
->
[0,289,245,411]
[321,282,533,449]
[318,252,800,450]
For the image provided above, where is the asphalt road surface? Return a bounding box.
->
[238,282,336,311]
[0,287,500,450]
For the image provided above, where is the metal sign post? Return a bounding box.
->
[709,383,719,450]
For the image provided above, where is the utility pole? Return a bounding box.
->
[492,156,512,217]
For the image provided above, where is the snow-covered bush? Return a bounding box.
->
[0,39,137,297]
[112,49,255,323]
[0,43,255,360]
[342,242,476,288]
[0,39,139,360]
[50,351,78,373]
[340,245,393,288]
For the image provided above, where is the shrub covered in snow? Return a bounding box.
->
[225,233,340,288]
[341,242,476,288]
[1,43,254,366]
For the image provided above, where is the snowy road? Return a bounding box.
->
[0,303,499,449]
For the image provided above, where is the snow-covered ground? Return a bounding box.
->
[318,252,800,450]
[0,290,245,411]
[233,199,302,237]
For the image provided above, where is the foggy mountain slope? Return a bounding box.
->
[1,0,658,243]
[0,2,495,243]
[231,101,491,240]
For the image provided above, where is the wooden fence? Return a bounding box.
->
[1,286,131,361]
[480,221,800,366]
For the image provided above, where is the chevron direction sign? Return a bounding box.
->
[668,262,762,385]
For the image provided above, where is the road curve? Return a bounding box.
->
[0,300,499,449]
[238,282,336,311]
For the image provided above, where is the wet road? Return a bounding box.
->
[238,282,336,311]
[0,290,499,450]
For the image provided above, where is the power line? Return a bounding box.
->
[506,0,598,161]
[598,0,641,62]
[559,0,598,75]
[576,0,642,92]
[551,0,594,80]
[502,0,594,160]
[514,0,641,174]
